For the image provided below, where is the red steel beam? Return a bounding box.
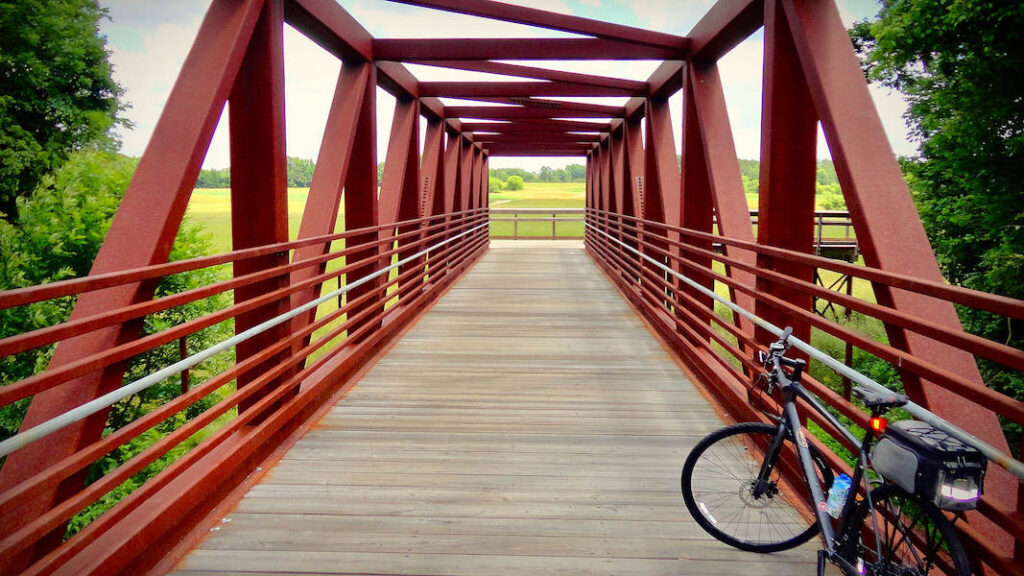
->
[285,0,373,61]
[373,38,678,61]
[386,0,689,51]
[418,81,640,98]
[0,0,266,567]
[471,133,601,143]
[461,120,609,133]
[687,0,764,63]
[686,62,758,340]
[229,0,291,415]
[624,117,644,219]
[420,115,445,219]
[289,62,372,351]
[378,96,422,284]
[342,61,381,338]
[445,105,622,120]
[443,128,460,214]
[411,60,648,92]
[450,99,625,115]
[484,147,589,157]
[459,135,473,212]
[679,67,715,315]
[754,0,817,352]
[782,0,1017,550]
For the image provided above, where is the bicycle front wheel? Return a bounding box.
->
[681,422,832,553]
[841,484,970,576]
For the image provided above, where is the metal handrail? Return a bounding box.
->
[489,208,585,239]
[587,221,1024,480]
[0,222,489,459]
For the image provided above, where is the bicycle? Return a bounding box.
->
[680,327,986,576]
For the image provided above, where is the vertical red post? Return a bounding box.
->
[754,0,817,352]
[599,138,613,230]
[687,62,758,344]
[459,136,473,216]
[343,62,380,337]
[482,153,490,209]
[611,126,626,240]
[378,96,422,291]
[229,0,290,414]
[289,62,372,338]
[422,116,445,219]
[624,117,645,280]
[643,98,681,305]
[470,145,484,210]
[679,69,715,319]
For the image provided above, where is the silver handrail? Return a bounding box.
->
[0,222,490,459]
[587,221,1024,480]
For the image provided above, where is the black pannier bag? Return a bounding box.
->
[871,420,987,511]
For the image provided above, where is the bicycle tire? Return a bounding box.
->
[840,484,970,576]
[681,422,833,553]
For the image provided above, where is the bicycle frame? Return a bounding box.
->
[756,363,882,573]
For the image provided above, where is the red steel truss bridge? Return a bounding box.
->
[1,0,1022,574]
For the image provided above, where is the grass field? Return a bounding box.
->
[186,182,851,249]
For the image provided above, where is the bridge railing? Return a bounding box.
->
[0,209,488,575]
[487,208,856,255]
[585,208,1024,575]
[489,208,585,239]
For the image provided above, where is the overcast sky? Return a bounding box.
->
[98,0,913,171]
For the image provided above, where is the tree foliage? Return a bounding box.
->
[195,157,319,188]
[504,175,524,191]
[0,150,233,443]
[0,0,123,221]
[852,1,1023,405]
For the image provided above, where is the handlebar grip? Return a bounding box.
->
[780,326,793,341]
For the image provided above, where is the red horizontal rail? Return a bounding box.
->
[0,213,486,408]
[0,207,490,573]
[584,210,1024,565]
[596,209,1024,321]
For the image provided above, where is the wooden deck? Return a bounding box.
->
[171,240,818,576]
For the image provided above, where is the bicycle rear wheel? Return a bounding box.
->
[681,422,833,553]
[840,484,970,576]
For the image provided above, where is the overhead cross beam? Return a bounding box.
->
[374,38,679,61]
[418,81,641,98]
[411,60,648,92]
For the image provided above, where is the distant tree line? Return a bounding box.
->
[195,157,318,188]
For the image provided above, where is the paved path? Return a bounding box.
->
[171,240,818,576]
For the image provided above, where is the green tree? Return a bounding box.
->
[566,163,586,182]
[852,1,1023,406]
[488,176,503,194]
[0,149,232,441]
[505,175,524,191]
[0,0,123,221]
[195,167,230,188]
[286,156,315,187]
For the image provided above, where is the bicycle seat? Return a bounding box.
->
[853,385,908,410]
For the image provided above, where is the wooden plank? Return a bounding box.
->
[169,241,818,575]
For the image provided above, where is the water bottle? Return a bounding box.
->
[825,474,851,519]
